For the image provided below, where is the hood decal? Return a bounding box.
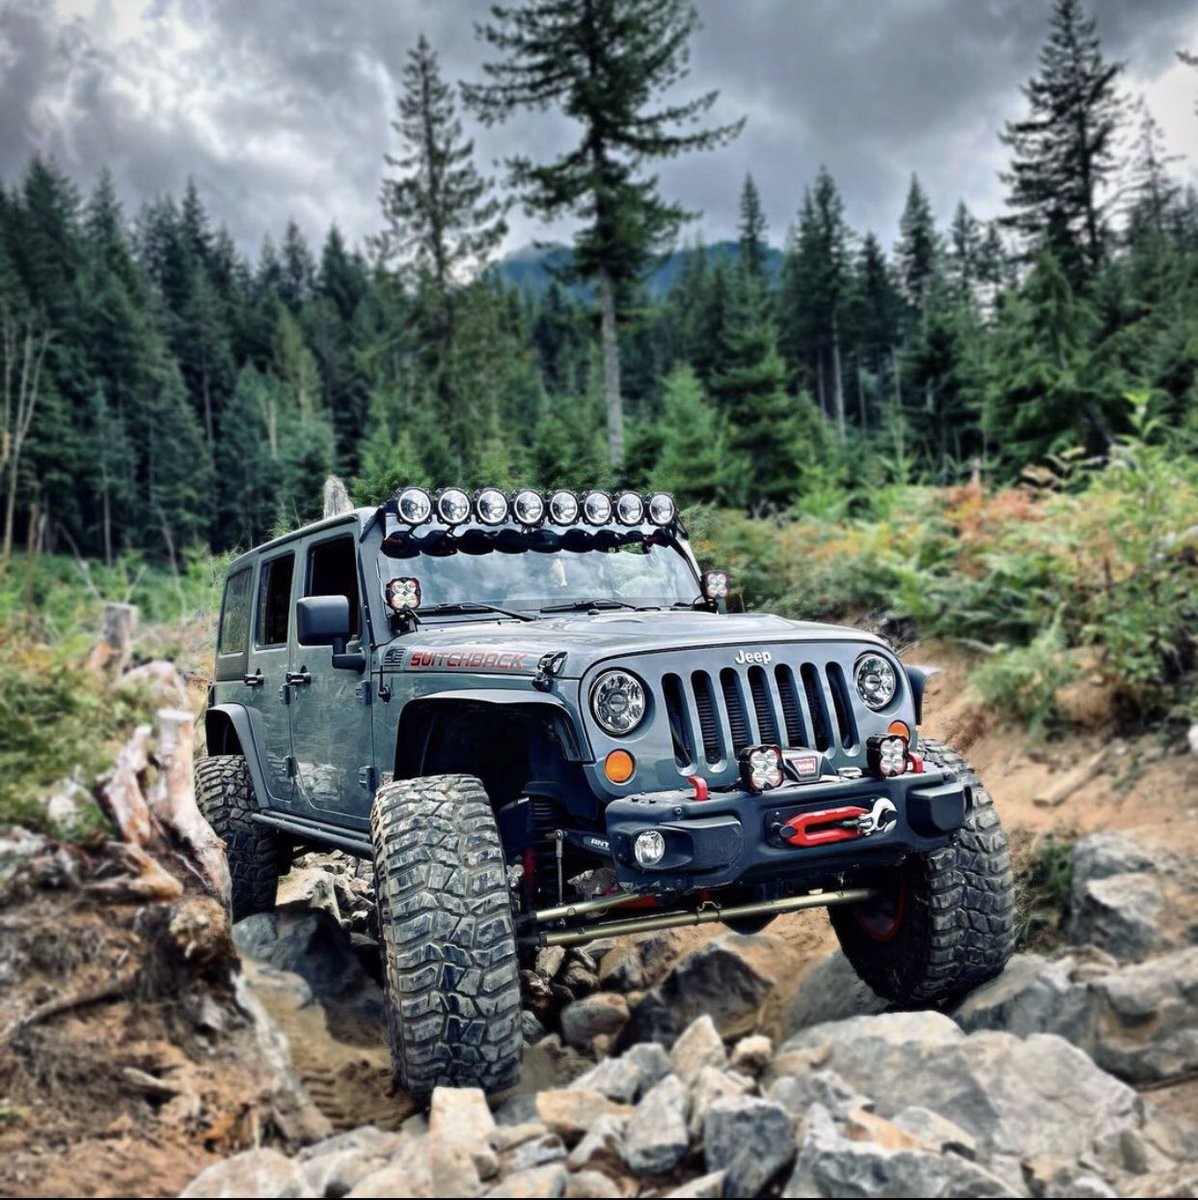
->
[399,646,534,674]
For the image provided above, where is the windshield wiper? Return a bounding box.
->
[418,602,535,622]
[539,598,644,613]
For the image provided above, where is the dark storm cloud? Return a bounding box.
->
[0,0,1195,258]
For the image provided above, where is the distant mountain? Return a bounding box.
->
[497,239,783,302]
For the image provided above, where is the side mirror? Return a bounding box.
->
[296,595,351,646]
[296,595,366,672]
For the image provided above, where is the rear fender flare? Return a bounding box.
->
[205,703,272,809]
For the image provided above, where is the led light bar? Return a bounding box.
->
[391,487,677,530]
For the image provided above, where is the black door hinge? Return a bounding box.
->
[285,755,298,778]
[358,765,378,792]
[356,680,372,706]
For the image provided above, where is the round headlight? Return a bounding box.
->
[614,492,645,525]
[436,487,471,525]
[855,653,898,711]
[647,493,676,525]
[590,669,647,736]
[582,491,612,525]
[548,490,579,525]
[513,489,545,525]
[476,488,508,525]
[397,486,432,525]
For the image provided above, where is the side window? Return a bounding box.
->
[216,567,252,679]
[256,553,295,647]
[305,536,360,639]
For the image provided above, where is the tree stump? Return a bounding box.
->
[88,602,137,675]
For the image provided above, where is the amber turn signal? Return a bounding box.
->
[887,720,911,740]
[604,749,636,784]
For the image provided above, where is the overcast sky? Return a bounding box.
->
[1,0,1196,261]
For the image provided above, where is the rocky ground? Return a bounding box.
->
[177,821,1198,1199]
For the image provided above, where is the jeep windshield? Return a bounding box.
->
[378,526,699,617]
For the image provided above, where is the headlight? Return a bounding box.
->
[590,670,647,736]
[855,653,898,710]
[397,486,432,524]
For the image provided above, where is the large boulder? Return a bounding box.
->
[782,1104,1021,1199]
[233,906,374,1001]
[954,948,1198,1087]
[773,1011,1177,1175]
[1066,873,1164,964]
[622,935,775,1046]
[784,949,888,1036]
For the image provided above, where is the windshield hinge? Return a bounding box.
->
[532,651,568,692]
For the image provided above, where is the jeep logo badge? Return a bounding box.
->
[734,649,772,665]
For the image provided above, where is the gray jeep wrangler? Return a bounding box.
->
[201,485,1014,1098]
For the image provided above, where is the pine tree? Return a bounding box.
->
[983,250,1118,466]
[947,201,982,305]
[651,366,728,504]
[279,220,316,312]
[738,175,768,282]
[711,268,810,510]
[465,0,743,467]
[1000,0,1126,286]
[778,168,849,436]
[844,231,903,430]
[897,175,939,314]
[381,35,506,291]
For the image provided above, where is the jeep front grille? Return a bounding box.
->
[662,659,860,770]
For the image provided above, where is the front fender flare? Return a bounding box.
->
[905,664,942,726]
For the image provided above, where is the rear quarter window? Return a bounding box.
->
[216,567,253,680]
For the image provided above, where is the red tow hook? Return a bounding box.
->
[779,804,870,847]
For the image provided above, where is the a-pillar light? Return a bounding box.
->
[867,734,909,779]
[739,745,784,792]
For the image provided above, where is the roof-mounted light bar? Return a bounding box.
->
[389,487,679,530]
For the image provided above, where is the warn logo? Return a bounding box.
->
[734,649,772,666]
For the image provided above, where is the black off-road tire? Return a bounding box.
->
[195,754,288,921]
[371,774,522,1099]
[830,737,1015,1006]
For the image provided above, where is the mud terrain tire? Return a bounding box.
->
[371,774,522,1098]
[830,737,1015,1005]
[195,754,288,921]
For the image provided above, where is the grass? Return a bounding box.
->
[1013,836,1075,951]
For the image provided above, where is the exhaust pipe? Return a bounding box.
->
[533,886,875,947]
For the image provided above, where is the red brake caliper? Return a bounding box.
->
[779,805,869,847]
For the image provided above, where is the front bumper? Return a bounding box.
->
[604,768,967,894]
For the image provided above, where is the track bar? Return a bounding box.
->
[535,886,876,947]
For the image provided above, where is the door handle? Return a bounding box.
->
[243,671,264,687]
[285,669,312,687]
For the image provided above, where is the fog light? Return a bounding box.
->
[634,829,665,867]
[740,745,784,792]
[867,734,909,779]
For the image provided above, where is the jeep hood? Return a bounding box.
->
[381,611,886,679]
